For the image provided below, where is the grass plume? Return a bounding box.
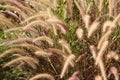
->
[88,21,99,38]
[0,48,26,58]
[29,73,55,80]
[76,28,83,40]
[3,56,39,69]
[33,36,54,46]
[60,54,75,78]
[59,39,72,54]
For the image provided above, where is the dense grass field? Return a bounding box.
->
[0,0,120,80]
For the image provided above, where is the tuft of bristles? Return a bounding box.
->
[89,45,97,59]
[88,21,99,38]
[0,14,14,28]
[102,21,115,33]
[33,36,54,46]
[35,50,52,57]
[0,4,27,19]
[59,39,72,54]
[76,28,84,40]
[0,48,26,58]
[60,54,75,78]
[106,51,119,61]
[29,73,55,80]
[96,40,109,65]
[75,54,86,63]
[108,0,114,17]
[74,0,85,17]
[23,20,49,30]
[68,71,80,80]
[95,75,102,80]
[10,43,42,51]
[83,14,90,29]
[95,41,109,80]
[3,56,39,69]
[97,30,111,49]
[47,19,69,34]
[98,0,104,12]
[6,38,33,46]
[109,66,119,80]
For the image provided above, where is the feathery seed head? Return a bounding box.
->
[76,28,83,40]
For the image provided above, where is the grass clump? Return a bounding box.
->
[0,0,120,80]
